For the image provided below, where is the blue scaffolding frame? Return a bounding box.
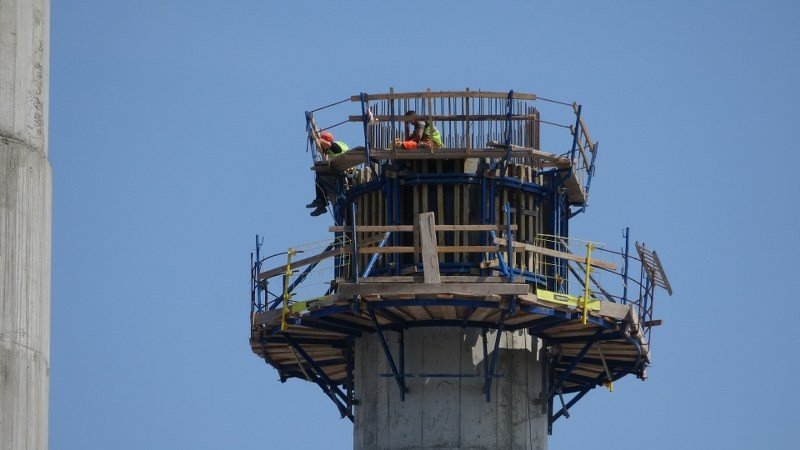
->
[249,90,671,431]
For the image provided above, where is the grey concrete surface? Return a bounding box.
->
[0,0,51,448]
[354,328,548,450]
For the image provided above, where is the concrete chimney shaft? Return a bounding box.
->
[0,0,51,448]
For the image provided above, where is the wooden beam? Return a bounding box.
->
[493,237,617,271]
[350,91,538,102]
[329,224,516,233]
[314,148,571,173]
[257,235,386,280]
[348,113,541,123]
[486,141,571,167]
[418,212,441,284]
[599,301,632,321]
[258,246,348,280]
[337,282,530,298]
[358,245,515,255]
[353,275,522,284]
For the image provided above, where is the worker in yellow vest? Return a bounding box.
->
[394,110,444,150]
[316,130,349,159]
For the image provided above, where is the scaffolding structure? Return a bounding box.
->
[249,90,671,434]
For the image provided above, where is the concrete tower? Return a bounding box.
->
[0,0,51,448]
[250,91,670,449]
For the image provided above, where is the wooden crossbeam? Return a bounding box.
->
[257,234,386,280]
[337,282,529,298]
[494,237,617,271]
[350,91,538,102]
[348,113,540,122]
[358,245,512,255]
[329,224,516,233]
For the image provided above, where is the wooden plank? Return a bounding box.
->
[258,234,387,280]
[355,276,416,283]
[579,116,594,151]
[351,91,538,102]
[337,282,529,298]
[454,183,461,263]
[562,171,587,204]
[442,275,521,283]
[406,306,432,320]
[385,306,415,322]
[436,161,445,263]
[258,246,348,280]
[349,113,543,123]
[331,225,414,232]
[413,178,420,265]
[316,148,566,173]
[599,301,632,320]
[493,237,617,271]
[372,148,556,162]
[350,275,520,284]
[418,212,441,284]
[486,141,571,165]
[463,183,470,253]
[358,245,516,255]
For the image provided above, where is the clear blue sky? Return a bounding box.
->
[50,1,800,449]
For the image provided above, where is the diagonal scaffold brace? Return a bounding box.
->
[546,326,605,427]
[481,310,508,402]
[284,334,354,421]
[550,371,614,428]
[367,305,407,400]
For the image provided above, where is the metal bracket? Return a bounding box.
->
[284,334,353,421]
[550,371,610,426]
[548,327,604,399]
[482,311,507,402]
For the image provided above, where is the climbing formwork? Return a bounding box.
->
[249,90,671,447]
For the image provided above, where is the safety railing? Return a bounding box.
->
[498,231,672,345]
[252,227,670,346]
[251,235,351,323]
[565,103,598,202]
[303,90,598,204]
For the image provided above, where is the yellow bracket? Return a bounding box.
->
[582,242,593,324]
[288,294,336,314]
[537,290,600,311]
[603,381,614,392]
[280,248,296,331]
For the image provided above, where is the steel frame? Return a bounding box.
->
[249,92,666,425]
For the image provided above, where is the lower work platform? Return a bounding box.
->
[250,281,648,395]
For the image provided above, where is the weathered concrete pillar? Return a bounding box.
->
[0,0,51,449]
[354,328,548,450]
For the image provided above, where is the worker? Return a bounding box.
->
[315,130,349,160]
[394,110,444,150]
[307,131,349,216]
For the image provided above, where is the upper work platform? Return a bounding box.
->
[307,90,599,207]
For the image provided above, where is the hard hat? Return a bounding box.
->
[320,131,334,142]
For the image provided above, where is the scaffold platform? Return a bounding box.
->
[249,90,671,430]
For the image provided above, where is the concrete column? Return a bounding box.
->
[0,0,51,449]
[354,328,548,450]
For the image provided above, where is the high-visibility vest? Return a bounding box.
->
[425,123,444,148]
[328,141,349,156]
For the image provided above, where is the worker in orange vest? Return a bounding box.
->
[394,110,444,150]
